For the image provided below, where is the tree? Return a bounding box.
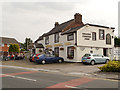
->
[114,37,120,47]
[24,38,33,51]
[9,44,20,54]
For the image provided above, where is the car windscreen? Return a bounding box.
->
[83,54,91,57]
[38,54,43,57]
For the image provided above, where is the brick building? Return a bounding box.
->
[0,37,19,56]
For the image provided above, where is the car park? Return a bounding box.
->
[82,53,110,65]
[34,54,64,64]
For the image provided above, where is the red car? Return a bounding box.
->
[29,54,40,62]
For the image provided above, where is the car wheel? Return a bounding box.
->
[90,60,95,65]
[42,60,46,64]
[58,59,62,63]
[105,59,109,64]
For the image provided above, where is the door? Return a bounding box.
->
[103,48,108,56]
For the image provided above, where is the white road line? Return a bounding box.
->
[1,65,59,72]
[1,74,37,82]
[65,85,78,88]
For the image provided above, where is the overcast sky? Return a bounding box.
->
[1,0,119,43]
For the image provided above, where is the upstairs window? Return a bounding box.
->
[92,32,96,41]
[45,36,49,44]
[67,33,74,41]
[54,33,59,43]
[99,29,104,40]
[106,33,111,44]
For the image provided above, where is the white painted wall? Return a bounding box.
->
[77,26,114,48]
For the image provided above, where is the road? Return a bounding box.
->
[1,66,119,90]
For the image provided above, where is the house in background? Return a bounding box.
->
[35,13,115,62]
[0,37,20,56]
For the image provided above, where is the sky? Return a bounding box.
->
[1,0,119,43]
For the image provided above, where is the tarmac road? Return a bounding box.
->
[1,65,119,90]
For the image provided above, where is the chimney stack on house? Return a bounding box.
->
[74,13,82,24]
[55,22,59,27]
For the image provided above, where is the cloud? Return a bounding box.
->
[2,0,118,42]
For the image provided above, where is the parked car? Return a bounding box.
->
[34,54,64,64]
[82,54,110,65]
[29,54,40,62]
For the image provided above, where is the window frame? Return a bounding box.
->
[54,33,59,43]
[67,33,74,41]
[45,36,49,45]
[92,32,96,41]
[99,29,104,40]
[54,47,59,57]
[106,33,111,45]
[67,46,74,59]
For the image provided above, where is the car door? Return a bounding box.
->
[93,54,99,63]
[45,54,53,63]
[98,55,104,63]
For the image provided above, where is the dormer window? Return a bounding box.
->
[54,33,59,43]
[45,36,49,44]
[67,33,74,41]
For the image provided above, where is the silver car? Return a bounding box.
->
[82,54,110,65]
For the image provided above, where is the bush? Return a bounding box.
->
[98,61,120,72]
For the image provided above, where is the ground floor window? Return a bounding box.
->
[54,47,59,57]
[67,46,74,59]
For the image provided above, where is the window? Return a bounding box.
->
[45,36,49,44]
[92,32,96,41]
[54,33,59,43]
[99,29,104,40]
[106,33,111,44]
[67,47,74,59]
[54,47,59,57]
[67,33,74,41]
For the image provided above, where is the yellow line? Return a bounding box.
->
[87,77,119,82]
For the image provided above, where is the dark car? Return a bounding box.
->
[34,54,64,64]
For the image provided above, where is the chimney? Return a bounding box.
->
[74,13,82,24]
[55,22,59,27]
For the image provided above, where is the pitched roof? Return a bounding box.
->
[0,37,19,44]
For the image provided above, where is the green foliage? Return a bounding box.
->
[9,44,20,53]
[24,38,33,51]
[114,37,120,47]
[20,48,25,51]
[98,61,120,72]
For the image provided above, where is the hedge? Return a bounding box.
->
[98,61,120,72]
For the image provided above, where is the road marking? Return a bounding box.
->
[0,71,38,77]
[1,74,37,82]
[65,85,78,88]
[47,77,95,88]
[88,77,120,82]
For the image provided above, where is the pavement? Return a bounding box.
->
[1,59,120,80]
[1,66,119,89]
